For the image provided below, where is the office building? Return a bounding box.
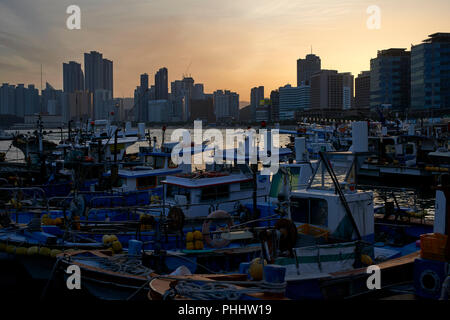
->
[355,71,371,109]
[411,33,450,110]
[63,61,84,93]
[279,85,310,120]
[370,48,411,111]
[155,67,169,100]
[250,86,264,121]
[297,54,321,86]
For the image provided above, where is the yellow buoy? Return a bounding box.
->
[16,247,28,255]
[186,232,194,242]
[361,254,373,265]
[50,249,62,258]
[6,245,16,254]
[111,240,122,253]
[249,258,267,281]
[186,242,194,250]
[27,246,39,256]
[102,234,112,245]
[39,247,51,257]
[193,230,203,241]
[109,235,118,242]
[194,240,204,250]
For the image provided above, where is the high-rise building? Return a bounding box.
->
[140,73,149,91]
[270,90,280,122]
[370,48,411,111]
[279,85,310,120]
[148,100,170,123]
[310,70,353,110]
[155,67,169,100]
[63,90,93,122]
[25,84,40,115]
[0,83,16,115]
[255,99,272,122]
[94,89,113,120]
[190,98,214,122]
[170,77,195,121]
[297,54,321,86]
[355,71,371,109]
[134,73,150,122]
[411,33,450,110]
[41,82,63,115]
[14,84,26,117]
[63,61,84,93]
[213,90,239,121]
[341,72,354,110]
[250,86,264,121]
[103,59,113,97]
[84,51,113,97]
[192,84,205,100]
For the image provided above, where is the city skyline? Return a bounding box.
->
[1,0,450,100]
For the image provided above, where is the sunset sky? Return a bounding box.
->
[1,0,450,101]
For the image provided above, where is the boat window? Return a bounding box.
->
[155,157,165,169]
[405,144,414,155]
[290,197,328,227]
[166,185,191,202]
[201,184,230,202]
[136,176,157,190]
[240,181,253,191]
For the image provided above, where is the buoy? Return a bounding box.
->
[361,254,373,265]
[111,240,122,253]
[50,249,62,258]
[193,230,203,241]
[6,245,16,254]
[27,246,39,256]
[16,247,28,255]
[39,247,51,257]
[102,234,113,245]
[194,240,204,250]
[186,232,194,242]
[186,242,194,250]
[249,258,267,281]
[110,235,118,242]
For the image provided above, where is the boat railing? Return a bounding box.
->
[89,195,128,208]
[47,195,74,207]
[0,186,47,203]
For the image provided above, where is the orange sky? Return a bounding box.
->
[1,0,450,101]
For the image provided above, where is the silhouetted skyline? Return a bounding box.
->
[1,0,450,100]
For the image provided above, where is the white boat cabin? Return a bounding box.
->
[162,165,271,218]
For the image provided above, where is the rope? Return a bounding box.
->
[65,254,153,277]
[165,279,286,300]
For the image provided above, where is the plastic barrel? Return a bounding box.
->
[128,240,143,256]
[263,265,286,283]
